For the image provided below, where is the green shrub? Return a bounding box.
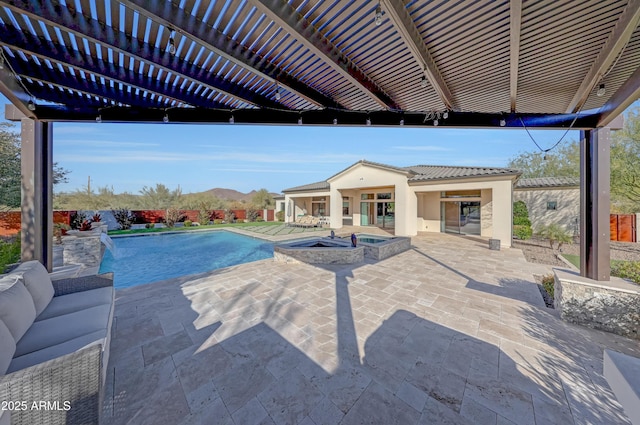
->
[513,201,531,226]
[112,208,135,230]
[145,223,155,229]
[275,210,285,222]
[541,274,555,299]
[611,261,640,284]
[184,220,192,227]
[513,225,533,240]
[213,219,223,225]
[256,217,264,222]
[0,235,20,273]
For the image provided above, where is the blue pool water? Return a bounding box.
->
[99,231,273,289]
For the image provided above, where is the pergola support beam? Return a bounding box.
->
[580,128,611,281]
[509,0,522,112]
[381,0,455,110]
[20,117,53,271]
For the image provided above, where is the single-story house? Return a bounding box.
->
[282,160,521,247]
[513,177,580,235]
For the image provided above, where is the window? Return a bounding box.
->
[547,201,557,210]
[377,192,392,199]
[342,197,350,216]
[361,193,375,200]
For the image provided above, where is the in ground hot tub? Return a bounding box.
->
[274,237,364,264]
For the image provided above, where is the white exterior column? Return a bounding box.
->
[329,186,342,229]
[491,180,513,248]
[395,185,417,236]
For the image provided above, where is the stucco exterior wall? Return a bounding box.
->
[514,187,580,234]
[416,192,441,232]
[481,189,492,237]
[411,178,515,247]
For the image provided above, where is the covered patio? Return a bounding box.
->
[103,233,639,424]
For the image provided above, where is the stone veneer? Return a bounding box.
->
[554,268,640,340]
[61,227,108,268]
[274,245,364,264]
[362,237,411,260]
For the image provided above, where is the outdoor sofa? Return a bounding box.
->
[288,215,322,228]
[0,261,114,425]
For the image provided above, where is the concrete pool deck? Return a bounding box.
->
[102,233,639,425]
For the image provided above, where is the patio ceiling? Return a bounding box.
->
[0,0,639,128]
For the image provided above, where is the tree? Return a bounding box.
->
[139,183,182,209]
[507,139,580,178]
[251,188,274,209]
[610,107,640,212]
[0,122,70,209]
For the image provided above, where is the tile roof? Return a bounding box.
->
[282,181,330,193]
[405,165,520,182]
[515,177,580,189]
[283,161,520,192]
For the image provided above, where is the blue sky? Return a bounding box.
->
[0,93,590,194]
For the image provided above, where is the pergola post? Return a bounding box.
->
[580,128,611,281]
[20,118,53,271]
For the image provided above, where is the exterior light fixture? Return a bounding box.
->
[163,113,169,123]
[499,118,506,127]
[229,115,234,124]
[374,4,383,26]
[597,83,606,97]
[275,86,281,101]
[167,29,177,55]
[366,117,371,126]
[27,100,36,111]
[420,76,428,88]
[96,114,102,123]
[298,116,303,125]
[433,119,438,126]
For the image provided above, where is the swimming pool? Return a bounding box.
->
[99,230,273,289]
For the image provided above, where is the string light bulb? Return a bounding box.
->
[333,118,338,125]
[163,113,169,123]
[0,56,4,70]
[96,114,102,123]
[374,4,383,26]
[366,117,371,126]
[597,83,606,97]
[275,86,281,101]
[27,100,36,111]
[168,29,176,55]
[298,116,303,125]
[442,111,449,119]
[420,76,428,88]
[433,119,439,126]
[229,115,234,124]
[499,118,506,127]
[399,118,404,126]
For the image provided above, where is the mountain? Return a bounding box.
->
[198,188,281,202]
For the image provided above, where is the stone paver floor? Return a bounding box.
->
[102,233,639,425]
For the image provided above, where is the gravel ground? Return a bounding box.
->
[513,237,640,267]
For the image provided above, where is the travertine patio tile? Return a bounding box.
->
[102,233,639,425]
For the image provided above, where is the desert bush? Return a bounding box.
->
[112,208,135,230]
[275,210,285,222]
[541,274,555,299]
[256,217,264,222]
[197,206,211,225]
[0,235,20,273]
[213,219,223,225]
[224,209,235,223]
[536,223,573,251]
[611,261,640,284]
[78,220,92,231]
[246,208,260,222]
[145,223,155,229]
[184,220,192,227]
[70,211,87,230]
[164,208,185,228]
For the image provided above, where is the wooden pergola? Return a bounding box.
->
[1,0,639,280]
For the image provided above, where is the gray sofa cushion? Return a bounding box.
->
[13,260,54,316]
[0,319,16,375]
[7,330,107,374]
[0,274,37,342]
[36,287,114,321]
[14,304,111,358]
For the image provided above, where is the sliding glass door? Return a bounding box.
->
[441,201,481,235]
